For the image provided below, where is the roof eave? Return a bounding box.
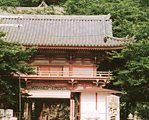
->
[25,45,124,50]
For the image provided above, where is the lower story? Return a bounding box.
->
[22,87,120,120]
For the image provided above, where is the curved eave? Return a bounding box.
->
[25,45,124,50]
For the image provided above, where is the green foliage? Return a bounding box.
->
[20,0,67,7]
[0,0,19,7]
[110,40,149,119]
[0,31,36,109]
[20,0,41,7]
[2,6,64,15]
[136,102,149,119]
[0,0,42,7]
[0,0,67,7]
[113,40,149,86]
[64,0,149,40]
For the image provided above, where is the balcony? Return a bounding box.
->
[19,71,112,81]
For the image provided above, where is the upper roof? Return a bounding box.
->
[0,14,123,48]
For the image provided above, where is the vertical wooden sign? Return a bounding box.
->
[107,95,120,120]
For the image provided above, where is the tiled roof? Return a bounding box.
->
[73,87,122,93]
[0,14,122,47]
[0,9,10,15]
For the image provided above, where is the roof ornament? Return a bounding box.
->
[38,0,48,7]
[104,13,111,21]
[104,35,136,43]
[127,113,134,120]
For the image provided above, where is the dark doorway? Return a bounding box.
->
[31,98,70,120]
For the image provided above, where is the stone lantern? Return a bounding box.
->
[127,113,134,120]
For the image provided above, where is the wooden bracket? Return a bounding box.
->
[68,79,77,86]
[93,79,107,87]
[93,79,100,87]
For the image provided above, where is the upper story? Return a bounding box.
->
[28,49,112,80]
[0,14,133,83]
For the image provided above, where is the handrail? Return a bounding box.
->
[33,71,112,78]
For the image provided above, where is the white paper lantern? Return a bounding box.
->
[0,109,5,117]
[5,109,13,117]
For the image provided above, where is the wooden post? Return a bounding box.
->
[39,103,45,120]
[28,101,32,120]
[23,102,29,120]
[70,99,75,120]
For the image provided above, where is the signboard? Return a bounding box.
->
[107,95,120,120]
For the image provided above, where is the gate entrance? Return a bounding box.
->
[31,99,70,120]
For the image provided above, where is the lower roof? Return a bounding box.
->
[73,87,122,93]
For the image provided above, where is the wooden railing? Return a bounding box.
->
[34,71,112,78]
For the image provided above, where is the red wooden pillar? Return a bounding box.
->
[69,64,73,76]
[79,93,81,120]
[23,102,29,120]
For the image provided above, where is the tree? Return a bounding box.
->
[0,31,36,110]
[0,0,19,7]
[0,0,67,7]
[64,0,149,40]
[110,40,149,119]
